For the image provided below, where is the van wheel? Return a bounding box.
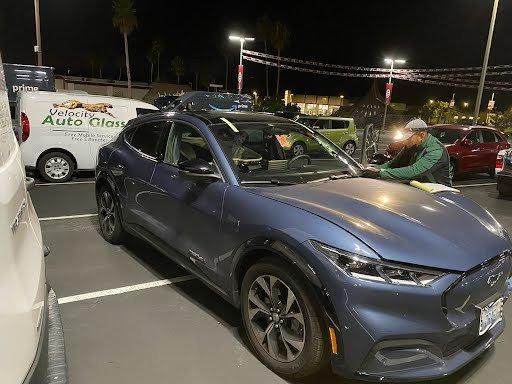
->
[240,259,329,378]
[38,152,75,183]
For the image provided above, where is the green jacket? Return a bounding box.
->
[377,133,452,186]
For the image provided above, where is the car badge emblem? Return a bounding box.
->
[487,272,503,287]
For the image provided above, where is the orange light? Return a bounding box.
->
[329,327,338,354]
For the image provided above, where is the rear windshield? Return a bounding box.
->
[430,128,462,144]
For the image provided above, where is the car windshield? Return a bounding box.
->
[429,127,462,144]
[209,118,361,185]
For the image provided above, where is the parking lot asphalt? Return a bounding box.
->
[32,175,512,384]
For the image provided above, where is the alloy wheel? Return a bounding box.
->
[99,190,116,237]
[44,156,70,180]
[247,275,306,363]
[343,142,356,155]
[292,144,305,156]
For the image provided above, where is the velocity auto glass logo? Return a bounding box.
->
[53,100,116,117]
[42,99,126,129]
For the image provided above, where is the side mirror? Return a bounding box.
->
[178,158,220,182]
[461,138,473,146]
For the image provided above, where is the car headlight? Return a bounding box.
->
[311,240,445,287]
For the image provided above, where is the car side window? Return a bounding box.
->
[313,119,330,130]
[331,120,348,129]
[465,130,482,143]
[126,122,166,158]
[494,132,505,142]
[482,130,497,143]
[163,122,216,167]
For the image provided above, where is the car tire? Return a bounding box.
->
[38,152,75,183]
[342,140,357,156]
[240,258,329,379]
[488,168,496,178]
[97,186,125,244]
[290,142,307,157]
[450,159,457,180]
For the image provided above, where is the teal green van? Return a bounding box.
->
[290,116,358,156]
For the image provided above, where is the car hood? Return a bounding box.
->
[251,178,510,271]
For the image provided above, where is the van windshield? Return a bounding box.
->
[209,118,361,185]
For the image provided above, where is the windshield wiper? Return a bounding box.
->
[241,179,297,186]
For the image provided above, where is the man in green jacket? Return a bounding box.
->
[362,118,452,186]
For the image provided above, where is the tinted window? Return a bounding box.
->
[465,130,482,143]
[163,123,214,166]
[128,122,164,157]
[482,130,496,143]
[430,128,462,144]
[494,132,505,142]
[331,120,349,129]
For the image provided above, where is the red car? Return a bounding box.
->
[384,125,510,176]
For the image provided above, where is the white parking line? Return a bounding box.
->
[58,276,195,304]
[35,180,95,186]
[39,213,98,221]
[454,182,497,188]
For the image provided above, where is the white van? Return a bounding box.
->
[0,60,65,383]
[17,91,158,182]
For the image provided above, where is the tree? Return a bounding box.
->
[112,0,137,96]
[419,101,456,124]
[495,108,512,133]
[271,21,290,97]
[220,42,231,91]
[147,45,158,83]
[171,56,185,84]
[152,38,164,80]
[256,14,273,97]
[115,54,125,80]
[96,56,105,78]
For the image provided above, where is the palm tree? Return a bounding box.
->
[112,0,137,96]
[116,54,125,80]
[271,21,290,97]
[220,42,231,91]
[171,56,185,84]
[256,14,273,97]
[96,56,105,78]
[152,39,164,80]
[147,45,158,83]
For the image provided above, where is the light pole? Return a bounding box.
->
[229,35,255,94]
[381,58,406,130]
[34,0,42,65]
[474,0,500,123]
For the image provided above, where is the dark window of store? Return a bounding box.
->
[128,122,164,158]
[482,130,496,143]
[331,120,348,129]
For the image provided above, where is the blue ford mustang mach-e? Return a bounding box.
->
[95,111,512,381]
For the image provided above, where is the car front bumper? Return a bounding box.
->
[302,242,512,382]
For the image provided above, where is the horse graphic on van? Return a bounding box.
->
[52,100,115,117]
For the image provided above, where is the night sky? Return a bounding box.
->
[1,0,512,108]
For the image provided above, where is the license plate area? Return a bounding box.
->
[478,297,504,336]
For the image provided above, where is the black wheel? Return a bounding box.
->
[290,142,307,157]
[488,168,496,178]
[342,140,357,156]
[97,186,125,244]
[450,159,457,181]
[240,259,329,379]
[38,152,75,183]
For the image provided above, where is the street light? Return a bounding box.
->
[429,99,435,104]
[229,35,255,94]
[463,102,469,108]
[381,58,406,130]
[33,0,42,65]
[474,0,500,123]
